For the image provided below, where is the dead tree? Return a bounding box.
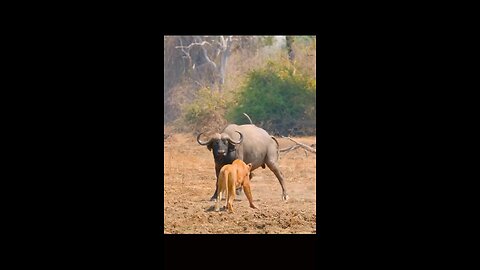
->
[279,136,316,157]
[217,36,233,90]
[175,35,235,92]
[285,36,295,63]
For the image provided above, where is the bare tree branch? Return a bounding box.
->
[175,38,215,70]
[194,80,205,88]
[178,38,191,74]
[177,39,190,60]
[218,35,232,88]
[280,136,316,154]
[175,41,212,50]
[194,36,216,69]
[173,36,236,91]
[279,144,308,157]
[279,144,302,152]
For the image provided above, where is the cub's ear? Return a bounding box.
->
[247,163,252,170]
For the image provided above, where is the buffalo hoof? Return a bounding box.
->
[210,196,217,202]
[282,194,289,201]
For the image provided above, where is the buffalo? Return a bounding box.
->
[197,124,289,201]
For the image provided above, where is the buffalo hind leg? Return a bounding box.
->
[266,162,289,201]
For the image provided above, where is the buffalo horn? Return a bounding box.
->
[196,132,213,145]
[226,131,243,144]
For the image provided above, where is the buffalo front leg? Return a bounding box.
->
[210,164,222,202]
[266,162,289,201]
[235,186,243,196]
[214,191,222,212]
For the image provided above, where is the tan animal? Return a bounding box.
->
[215,159,257,213]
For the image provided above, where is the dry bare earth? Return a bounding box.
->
[164,133,316,234]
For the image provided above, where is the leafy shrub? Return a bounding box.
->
[180,87,231,133]
[226,60,316,135]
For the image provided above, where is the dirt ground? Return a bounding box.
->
[164,133,316,234]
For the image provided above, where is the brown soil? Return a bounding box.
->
[164,133,316,234]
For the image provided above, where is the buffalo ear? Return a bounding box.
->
[207,143,213,151]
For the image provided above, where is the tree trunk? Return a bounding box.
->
[218,36,233,92]
[285,36,295,63]
[313,36,316,79]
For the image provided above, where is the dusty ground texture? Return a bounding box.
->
[164,133,316,234]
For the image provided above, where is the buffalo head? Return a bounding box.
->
[197,131,243,158]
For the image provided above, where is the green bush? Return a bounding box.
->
[181,87,231,133]
[226,60,316,135]
[183,88,226,122]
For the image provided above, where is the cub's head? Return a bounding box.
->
[232,159,252,179]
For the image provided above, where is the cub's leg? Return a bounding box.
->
[214,171,226,212]
[243,180,257,209]
[226,170,236,213]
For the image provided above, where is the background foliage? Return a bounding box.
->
[227,60,316,135]
[164,36,316,135]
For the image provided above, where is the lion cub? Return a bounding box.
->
[215,159,257,213]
